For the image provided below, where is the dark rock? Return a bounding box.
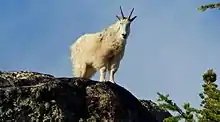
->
[140,100,172,122]
[0,71,171,122]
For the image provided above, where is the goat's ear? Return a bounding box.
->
[130,16,137,22]
[116,15,121,20]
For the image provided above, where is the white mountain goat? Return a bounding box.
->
[70,6,137,83]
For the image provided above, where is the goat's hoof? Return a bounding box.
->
[109,80,116,83]
[99,80,106,82]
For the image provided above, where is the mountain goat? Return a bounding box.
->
[70,6,137,83]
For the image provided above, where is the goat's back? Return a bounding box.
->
[70,32,108,64]
[70,30,126,66]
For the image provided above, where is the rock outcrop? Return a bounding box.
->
[0,71,171,122]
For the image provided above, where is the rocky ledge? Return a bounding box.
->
[0,71,171,122]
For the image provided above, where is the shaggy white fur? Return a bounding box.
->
[70,6,137,83]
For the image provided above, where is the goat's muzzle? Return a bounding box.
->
[122,33,127,39]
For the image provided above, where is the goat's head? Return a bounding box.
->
[115,6,137,39]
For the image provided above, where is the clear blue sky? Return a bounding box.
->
[1,0,220,110]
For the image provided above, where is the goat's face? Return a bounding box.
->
[117,19,131,39]
[116,6,137,40]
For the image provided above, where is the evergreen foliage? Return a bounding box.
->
[157,69,220,122]
[198,2,220,12]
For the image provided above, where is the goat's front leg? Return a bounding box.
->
[109,61,120,83]
[99,66,107,82]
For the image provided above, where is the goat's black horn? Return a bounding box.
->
[120,6,125,18]
[128,8,134,19]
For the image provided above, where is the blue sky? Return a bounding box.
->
[1,0,220,110]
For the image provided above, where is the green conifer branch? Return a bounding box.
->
[198,3,220,12]
[156,69,220,121]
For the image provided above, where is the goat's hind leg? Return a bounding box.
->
[73,63,87,78]
[84,66,96,79]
